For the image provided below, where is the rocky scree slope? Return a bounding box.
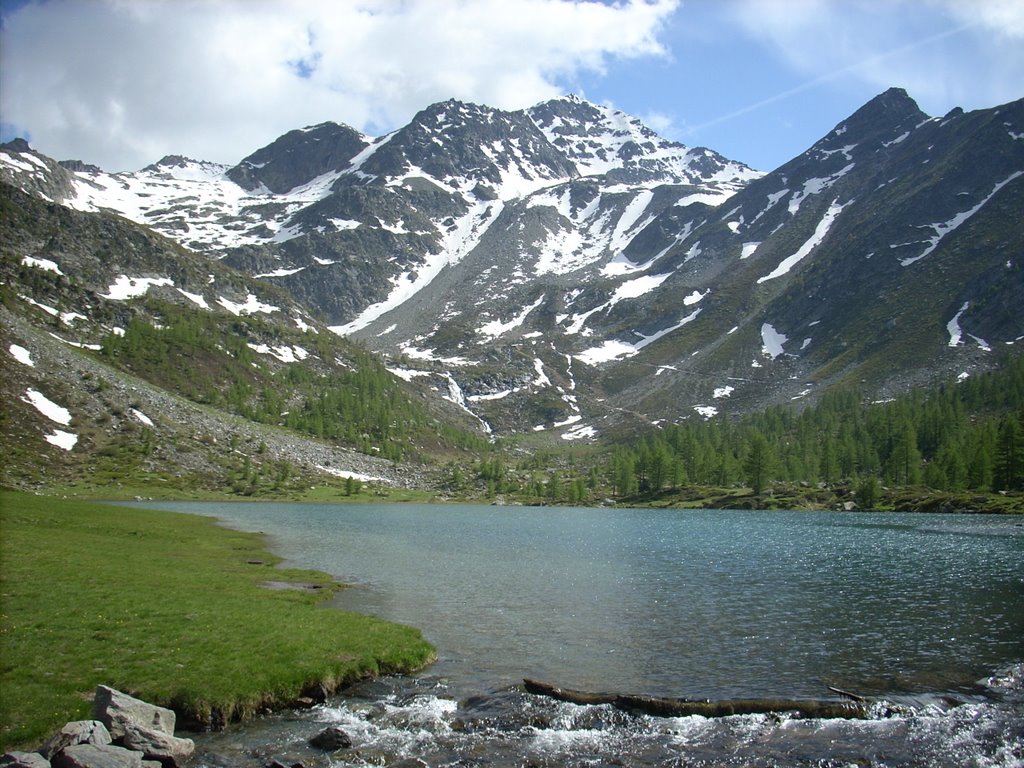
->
[0,184,475,492]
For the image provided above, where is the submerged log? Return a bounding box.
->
[522,679,868,720]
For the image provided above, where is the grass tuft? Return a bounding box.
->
[0,491,435,749]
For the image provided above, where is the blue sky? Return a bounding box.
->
[2,0,1022,172]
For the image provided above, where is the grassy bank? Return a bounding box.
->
[0,491,435,750]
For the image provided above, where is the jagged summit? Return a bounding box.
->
[2,137,32,153]
[528,95,760,185]
[352,97,578,200]
[823,86,928,146]
[141,154,220,173]
[227,121,369,194]
[862,86,926,118]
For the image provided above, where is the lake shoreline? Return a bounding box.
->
[0,491,436,751]
[31,479,1024,515]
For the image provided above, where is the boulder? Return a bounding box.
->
[1,752,51,768]
[119,724,194,768]
[39,722,112,760]
[307,727,352,751]
[298,681,330,704]
[92,688,176,740]
[52,744,142,768]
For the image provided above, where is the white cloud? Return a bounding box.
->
[0,0,678,171]
[728,0,1024,117]
[640,109,675,136]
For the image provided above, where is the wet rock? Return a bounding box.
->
[39,722,112,760]
[387,760,428,768]
[52,744,143,768]
[307,727,352,751]
[298,681,330,704]
[1,752,51,768]
[119,723,194,768]
[93,687,176,740]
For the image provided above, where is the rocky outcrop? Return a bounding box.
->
[1,752,52,768]
[3,688,194,768]
[39,723,111,760]
[117,724,193,768]
[51,745,143,768]
[92,687,176,742]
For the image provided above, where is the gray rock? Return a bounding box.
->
[119,723,194,768]
[1,751,51,768]
[51,744,142,768]
[307,727,352,751]
[39,722,112,760]
[92,687,176,740]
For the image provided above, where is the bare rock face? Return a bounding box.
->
[92,687,176,741]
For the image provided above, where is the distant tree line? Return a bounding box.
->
[604,354,1024,498]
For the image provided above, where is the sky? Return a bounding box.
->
[1,0,1022,173]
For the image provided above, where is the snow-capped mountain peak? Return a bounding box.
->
[2,88,1022,443]
[527,95,762,188]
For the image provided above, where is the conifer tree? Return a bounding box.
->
[743,431,774,494]
[994,415,1022,491]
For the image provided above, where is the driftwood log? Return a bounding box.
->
[523,679,868,720]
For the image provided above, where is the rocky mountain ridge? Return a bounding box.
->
[2,88,1021,445]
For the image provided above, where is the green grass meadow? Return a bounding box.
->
[0,491,435,750]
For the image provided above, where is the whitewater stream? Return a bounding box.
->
[137,503,1024,767]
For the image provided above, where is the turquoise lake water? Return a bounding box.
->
[135,502,1024,766]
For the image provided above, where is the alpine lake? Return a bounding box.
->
[131,502,1024,767]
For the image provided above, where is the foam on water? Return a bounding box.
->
[192,665,1023,767]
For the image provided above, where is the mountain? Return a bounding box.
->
[2,89,1021,450]
[0,182,486,493]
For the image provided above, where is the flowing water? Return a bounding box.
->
[134,502,1024,766]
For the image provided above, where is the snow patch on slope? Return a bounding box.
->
[103,275,175,300]
[788,164,854,214]
[757,199,849,283]
[576,308,702,365]
[761,323,787,359]
[479,294,545,340]
[22,256,63,274]
[22,388,71,425]
[900,171,1023,267]
[332,200,504,335]
[9,344,35,366]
